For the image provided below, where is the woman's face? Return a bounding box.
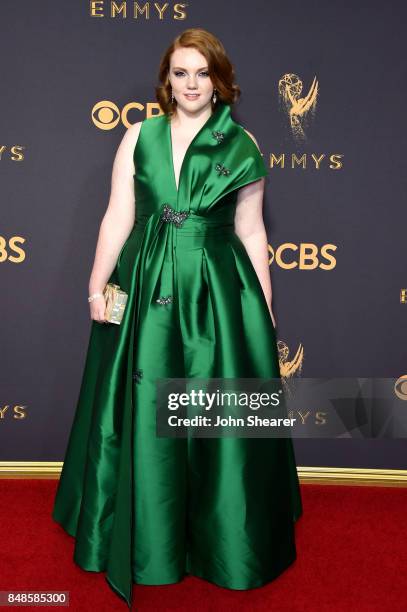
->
[168,47,214,115]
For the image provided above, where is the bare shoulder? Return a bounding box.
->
[112,121,143,175]
[112,121,143,166]
[120,120,143,152]
[242,127,261,151]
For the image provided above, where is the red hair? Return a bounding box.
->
[155,28,241,117]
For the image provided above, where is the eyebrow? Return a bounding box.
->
[172,66,209,71]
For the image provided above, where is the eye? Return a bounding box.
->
[173,70,209,77]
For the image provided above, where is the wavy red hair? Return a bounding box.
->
[155,28,241,117]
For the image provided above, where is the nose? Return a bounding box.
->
[186,75,198,89]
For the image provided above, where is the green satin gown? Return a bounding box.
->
[52,101,303,608]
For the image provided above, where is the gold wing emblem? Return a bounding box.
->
[278,73,319,140]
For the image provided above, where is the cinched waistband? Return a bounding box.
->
[134,208,235,237]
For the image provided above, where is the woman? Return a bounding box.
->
[52,28,303,608]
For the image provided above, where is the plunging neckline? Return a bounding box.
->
[166,103,224,195]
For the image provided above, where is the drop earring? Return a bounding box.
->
[212,88,217,104]
[171,88,174,104]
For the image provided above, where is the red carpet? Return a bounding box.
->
[0,480,406,611]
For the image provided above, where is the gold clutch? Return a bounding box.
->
[103,283,128,325]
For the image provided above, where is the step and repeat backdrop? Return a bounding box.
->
[1,1,406,469]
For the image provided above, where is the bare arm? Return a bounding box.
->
[234,129,276,328]
[88,121,142,297]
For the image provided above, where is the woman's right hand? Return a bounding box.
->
[89,295,108,323]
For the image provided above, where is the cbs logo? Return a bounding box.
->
[268,243,337,269]
[0,236,26,262]
[394,375,407,401]
[92,101,163,130]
